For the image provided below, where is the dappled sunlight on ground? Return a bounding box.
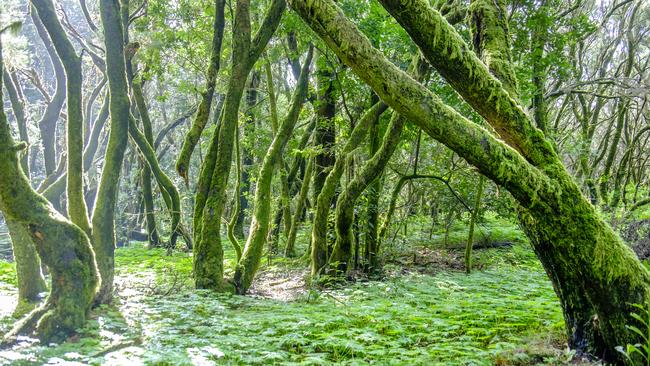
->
[0,243,595,365]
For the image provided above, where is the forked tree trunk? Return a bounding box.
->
[175,0,226,182]
[32,0,92,236]
[233,46,313,294]
[0,39,98,344]
[193,0,285,291]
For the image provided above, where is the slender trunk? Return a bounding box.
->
[364,95,382,274]
[32,0,92,235]
[131,81,160,247]
[311,56,336,202]
[31,9,66,177]
[175,0,226,181]
[92,0,131,304]
[235,71,261,238]
[233,46,313,294]
[464,175,485,274]
[3,70,29,177]
[285,158,313,257]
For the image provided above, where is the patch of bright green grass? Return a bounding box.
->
[0,241,566,365]
[0,261,16,287]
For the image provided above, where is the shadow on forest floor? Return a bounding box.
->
[0,224,603,365]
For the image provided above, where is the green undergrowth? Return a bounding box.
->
[0,235,576,365]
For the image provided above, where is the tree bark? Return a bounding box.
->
[92,0,131,304]
[32,0,92,235]
[193,0,285,291]
[0,39,99,344]
[289,0,650,361]
[233,46,313,294]
[175,0,226,182]
[31,8,66,177]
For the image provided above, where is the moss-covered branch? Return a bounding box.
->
[289,0,650,361]
[175,0,226,182]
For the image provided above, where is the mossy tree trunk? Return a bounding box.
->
[310,53,336,212]
[5,219,47,312]
[233,46,313,294]
[32,0,92,236]
[92,0,131,304]
[130,81,160,248]
[464,175,484,274]
[364,95,382,274]
[0,38,99,344]
[285,157,313,257]
[289,0,650,362]
[310,101,388,276]
[193,0,285,291]
[235,71,261,239]
[175,0,226,182]
[328,54,428,276]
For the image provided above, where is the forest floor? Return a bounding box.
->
[0,217,604,365]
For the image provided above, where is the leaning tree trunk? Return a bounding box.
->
[130,79,160,247]
[233,46,313,294]
[92,0,131,304]
[3,70,29,177]
[329,54,428,276]
[310,102,388,276]
[0,38,99,344]
[289,0,650,362]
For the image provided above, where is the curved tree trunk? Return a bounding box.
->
[310,102,388,276]
[289,0,650,362]
[3,70,29,177]
[31,8,66,177]
[328,54,428,276]
[285,157,313,257]
[0,39,99,344]
[193,0,285,291]
[5,219,47,312]
[131,81,160,247]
